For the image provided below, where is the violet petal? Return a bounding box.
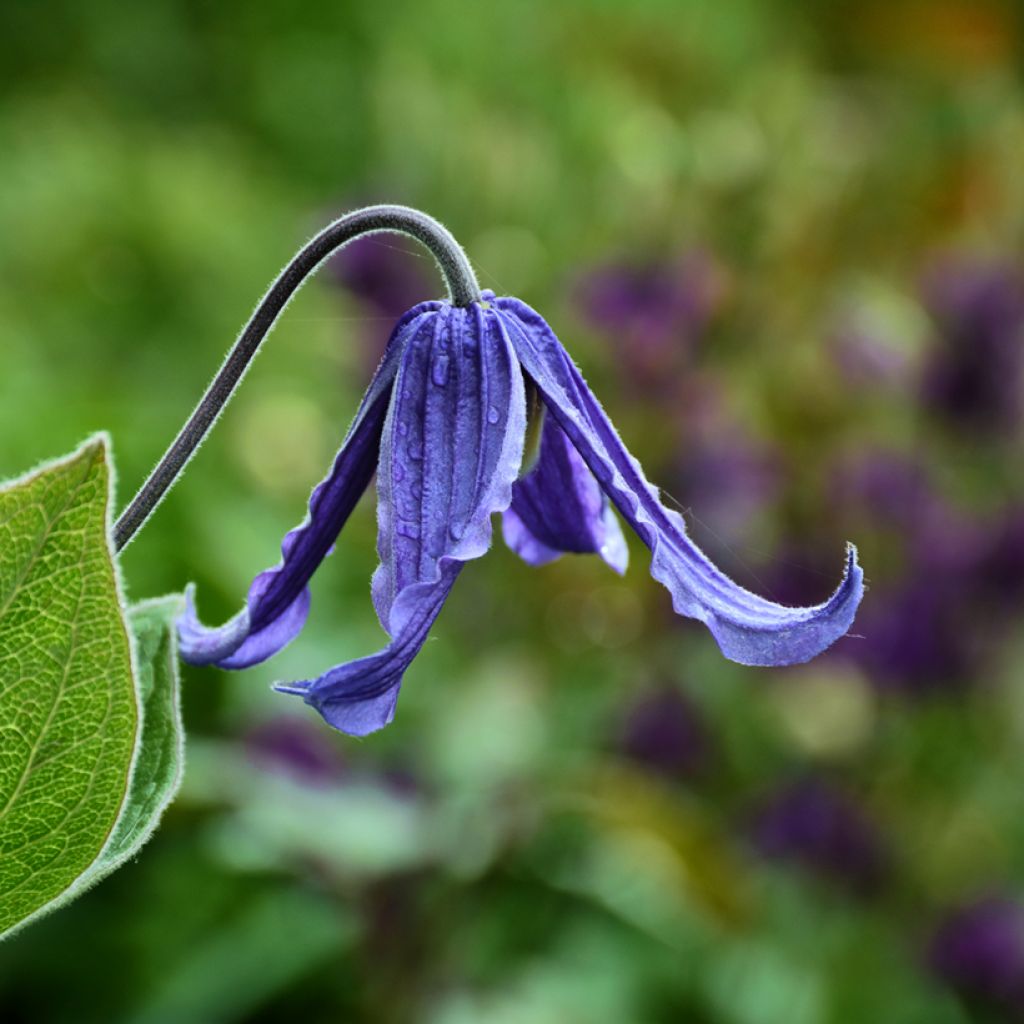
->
[502,414,628,573]
[178,301,442,668]
[278,302,526,735]
[495,296,863,667]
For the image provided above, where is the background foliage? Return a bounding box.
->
[1,0,1023,1020]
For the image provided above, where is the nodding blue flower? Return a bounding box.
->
[179,291,864,736]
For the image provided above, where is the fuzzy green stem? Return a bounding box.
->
[113,205,481,551]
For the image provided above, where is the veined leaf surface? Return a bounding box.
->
[0,438,185,938]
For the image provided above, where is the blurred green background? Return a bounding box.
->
[2,1,1024,1021]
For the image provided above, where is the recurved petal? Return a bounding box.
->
[178,301,442,669]
[502,414,628,573]
[277,562,461,736]
[278,301,527,735]
[495,296,864,667]
[501,506,562,567]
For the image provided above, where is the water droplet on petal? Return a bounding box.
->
[449,521,465,541]
[487,406,501,425]
[397,520,421,540]
[432,353,450,387]
[398,421,409,437]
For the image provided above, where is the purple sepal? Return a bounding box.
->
[181,286,866,737]
[278,302,526,735]
[495,296,864,667]
[502,415,627,573]
[177,581,308,668]
[178,301,442,669]
[277,562,461,736]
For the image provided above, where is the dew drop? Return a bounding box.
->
[432,353,450,387]
[398,421,409,437]
[449,521,465,541]
[487,406,500,425]
[397,520,421,540]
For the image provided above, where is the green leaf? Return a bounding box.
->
[91,594,185,876]
[0,437,185,939]
[0,437,136,935]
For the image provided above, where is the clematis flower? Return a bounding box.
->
[179,291,863,736]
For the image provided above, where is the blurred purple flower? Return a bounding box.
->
[746,778,887,893]
[180,294,862,736]
[826,449,999,694]
[830,449,935,536]
[854,579,976,694]
[576,251,725,388]
[616,685,712,782]
[921,258,1024,432]
[929,896,1024,1018]
[976,506,1024,608]
[245,715,347,786]
[673,422,781,549]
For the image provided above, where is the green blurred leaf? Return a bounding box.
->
[559,763,752,929]
[0,438,185,939]
[129,887,355,1024]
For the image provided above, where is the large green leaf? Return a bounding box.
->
[0,437,185,939]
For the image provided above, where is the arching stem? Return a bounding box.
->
[113,205,481,551]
